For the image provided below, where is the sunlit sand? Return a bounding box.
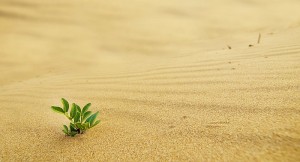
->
[0,0,300,161]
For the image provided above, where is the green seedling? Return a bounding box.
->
[51,98,100,137]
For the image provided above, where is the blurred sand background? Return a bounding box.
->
[0,0,300,161]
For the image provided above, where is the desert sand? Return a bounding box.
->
[0,0,300,161]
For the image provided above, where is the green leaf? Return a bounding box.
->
[86,111,99,126]
[61,98,69,112]
[83,111,92,121]
[51,106,64,114]
[63,125,68,132]
[74,112,80,123]
[70,131,77,137]
[76,104,81,113]
[62,129,69,135]
[76,123,84,130]
[82,103,91,114]
[70,123,76,132]
[91,120,100,128]
[70,103,77,118]
[83,122,90,129]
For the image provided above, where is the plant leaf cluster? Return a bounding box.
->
[51,98,100,137]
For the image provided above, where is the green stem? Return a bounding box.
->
[64,113,72,120]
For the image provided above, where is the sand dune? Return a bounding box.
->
[0,0,300,161]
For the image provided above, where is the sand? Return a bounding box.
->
[0,0,300,161]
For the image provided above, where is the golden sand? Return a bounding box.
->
[0,0,300,161]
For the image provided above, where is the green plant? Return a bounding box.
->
[51,98,100,137]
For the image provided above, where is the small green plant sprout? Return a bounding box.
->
[51,98,100,137]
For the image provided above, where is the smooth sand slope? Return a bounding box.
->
[0,0,300,161]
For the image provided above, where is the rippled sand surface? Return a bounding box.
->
[0,0,300,161]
